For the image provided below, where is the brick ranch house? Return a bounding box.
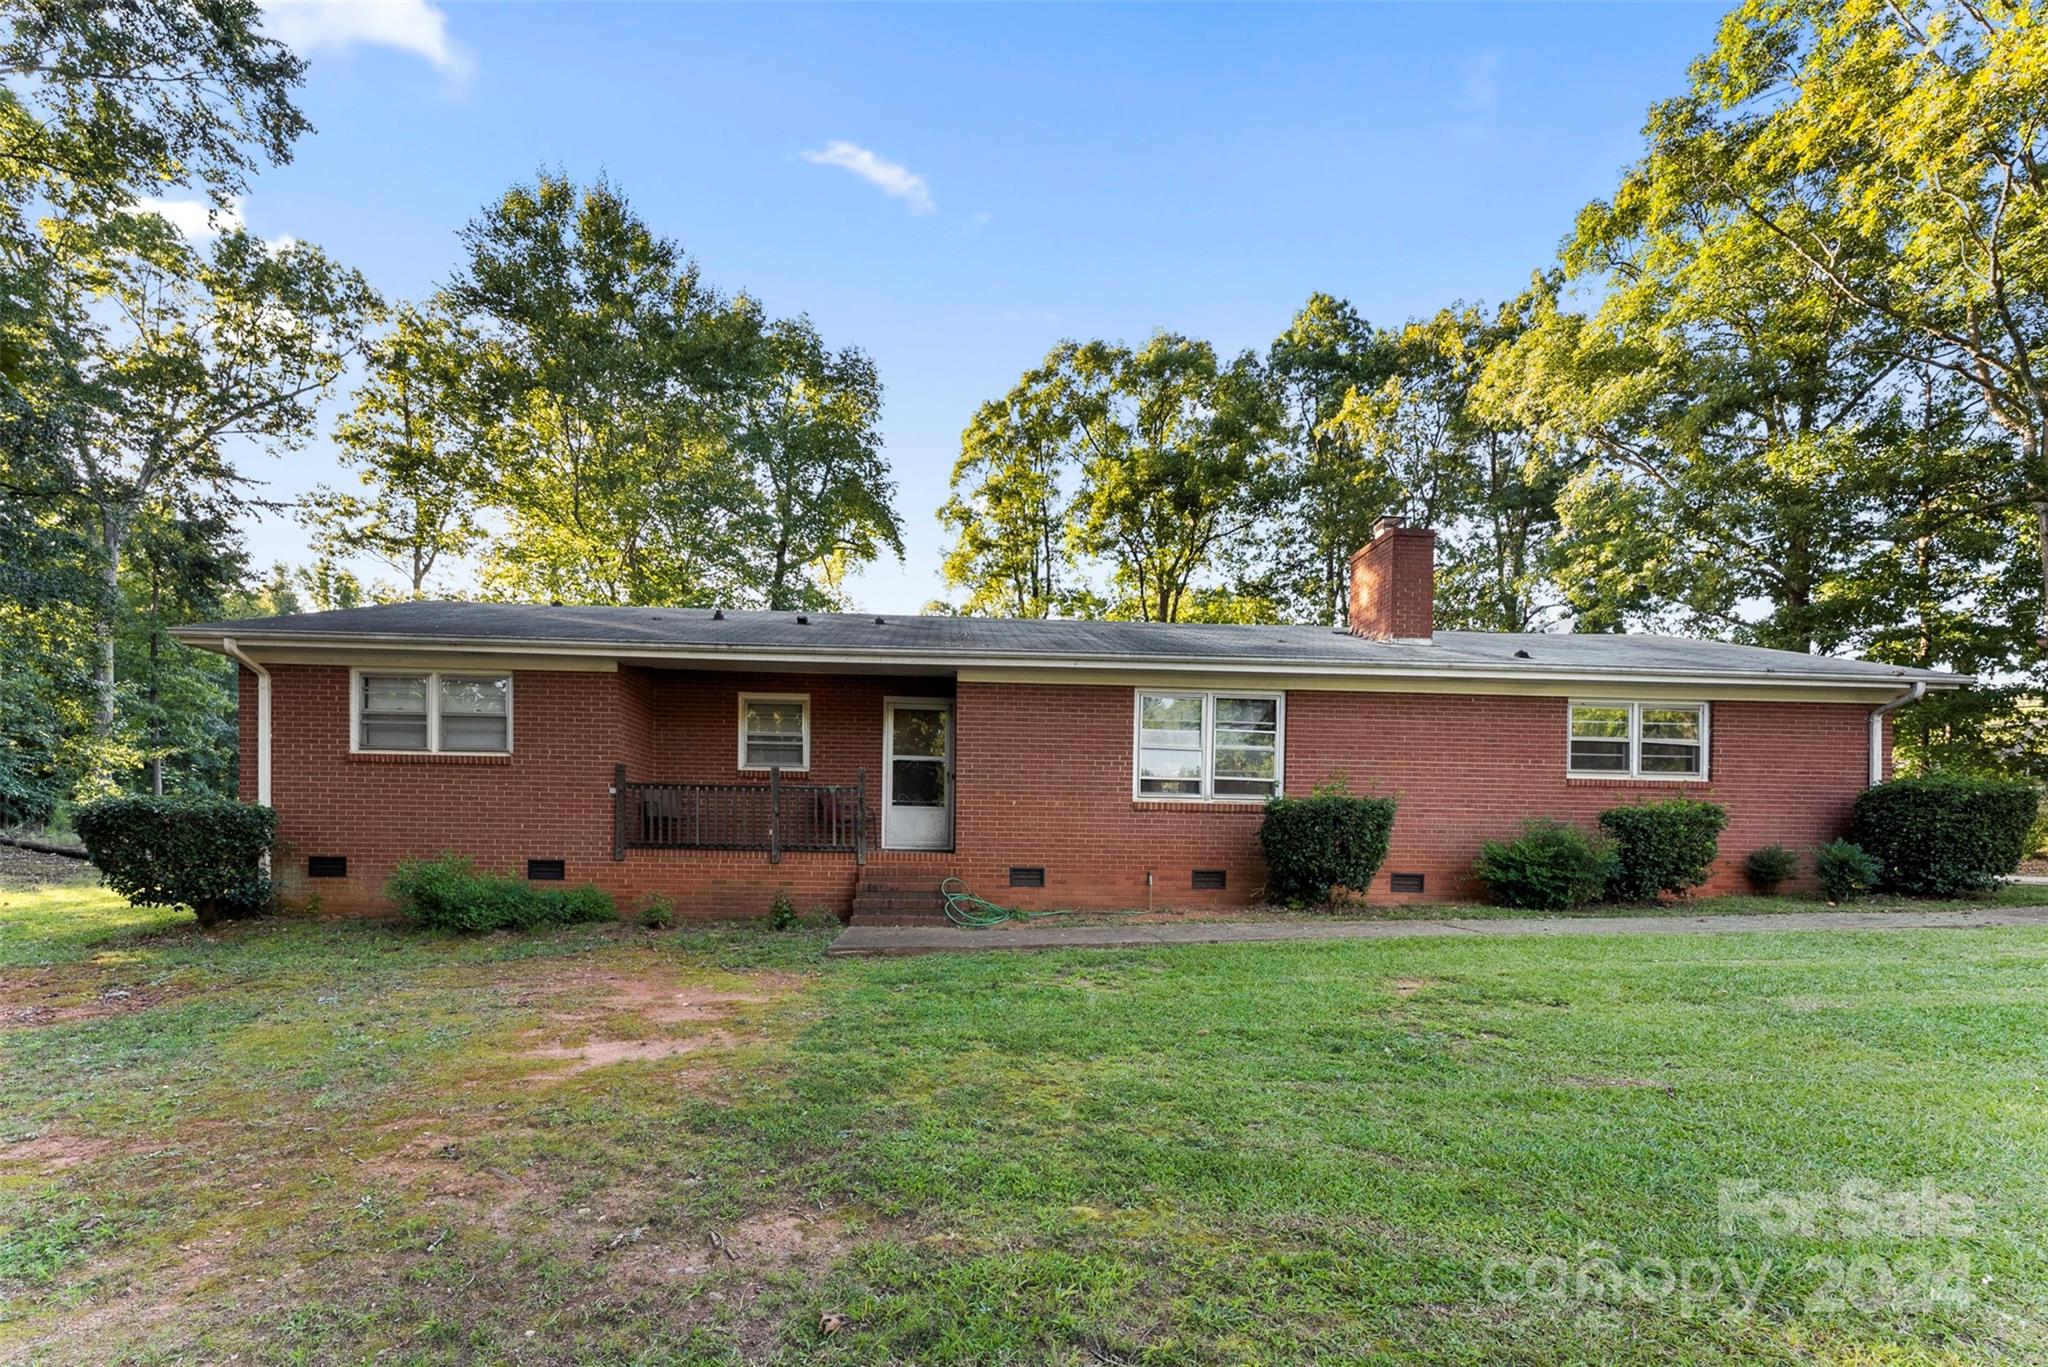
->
[172,519,1962,919]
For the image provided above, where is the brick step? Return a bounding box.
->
[855,876,952,893]
[851,890,944,909]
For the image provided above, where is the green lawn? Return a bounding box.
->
[4,877,2046,1363]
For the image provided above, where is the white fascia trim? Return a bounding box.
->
[168,630,1970,692]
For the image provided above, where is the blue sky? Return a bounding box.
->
[230,0,1725,613]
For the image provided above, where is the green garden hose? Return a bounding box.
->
[939,877,1147,929]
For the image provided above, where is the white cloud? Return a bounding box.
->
[132,195,244,239]
[261,0,471,77]
[800,140,935,215]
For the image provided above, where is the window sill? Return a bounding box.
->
[1131,799,1268,813]
[1565,774,1710,787]
[346,751,514,766]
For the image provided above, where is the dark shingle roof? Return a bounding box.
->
[170,602,1962,688]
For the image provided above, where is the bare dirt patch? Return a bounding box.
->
[524,1029,737,1074]
[504,964,803,1084]
[0,974,182,1027]
[609,1207,852,1285]
[1388,977,1438,999]
[0,1132,122,1173]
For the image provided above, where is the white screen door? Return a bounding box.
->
[883,700,953,850]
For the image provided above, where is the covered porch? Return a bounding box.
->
[609,665,960,867]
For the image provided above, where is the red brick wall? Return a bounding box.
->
[1346,526,1436,640]
[251,664,953,918]
[247,663,1885,918]
[947,681,1880,908]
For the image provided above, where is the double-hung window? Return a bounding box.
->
[738,694,809,770]
[1135,691,1283,800]
[1568,701,1707,779]
[355,672,511,753]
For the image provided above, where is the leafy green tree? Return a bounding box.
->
[1065,334,1288,622]
[942,334,1287,622]
[443,173,903,610]
[0,485,97,821]
[120,507,244,795]
[36,219,376,744]
[1266,293,1393,622]
[0,0,307,385]
[735,316,901,610]
[940,353,1084,617]
[1333,288,1575,632]
[304,299,494,597]
[447,172,763,606]
[1685,0,2048,637]
[0,2,370,796]
[1478,131,1921,651]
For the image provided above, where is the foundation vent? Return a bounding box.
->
[1192,869,1228,891]
[1389,872,1426,895]
[1008,866,1046,889]
[307,856,347,879]
[527,859,567,882]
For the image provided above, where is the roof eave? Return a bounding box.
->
[167,626,1970,691]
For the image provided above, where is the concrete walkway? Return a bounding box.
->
[827,904,2048,957]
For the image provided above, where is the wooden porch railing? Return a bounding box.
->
[612,764,866,864]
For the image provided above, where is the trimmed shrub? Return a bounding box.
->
[2030,797,2048,859]
[1745,844,1799,893]
[636,892,676,930]
[1850,775,2039,895]
[386,855,617,933]
[1258,789,1397,905]
[1815,839,1881,903]
[1473,819,1615,911]
[1599,799,1728,902]
[73,795,276,927]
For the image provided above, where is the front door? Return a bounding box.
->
[883,699,953,850]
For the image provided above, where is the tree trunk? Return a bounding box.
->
[2038,501,2048,651]
[94,503,130,741]
[147,595,162,796]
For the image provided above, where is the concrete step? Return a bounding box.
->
[847,911,954,927]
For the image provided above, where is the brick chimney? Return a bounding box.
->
[1345,516,1436,642]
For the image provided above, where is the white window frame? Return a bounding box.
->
[349,669,514,755]
[1131,689,1286,802]
[737,692,811,772]
[1566,699,1709,781]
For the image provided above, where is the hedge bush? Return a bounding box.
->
[1257,789,1397,905]
[1816,839,1881,903]
[73,795,277,927]
[1744,844,1799,893]
[386,855,617,933]
[1599,798,1727,902]
[1850,775,2039,895]
[1473,819,1615,911]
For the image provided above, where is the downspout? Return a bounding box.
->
[221,637,271,807]
[1867,682,1926,788]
